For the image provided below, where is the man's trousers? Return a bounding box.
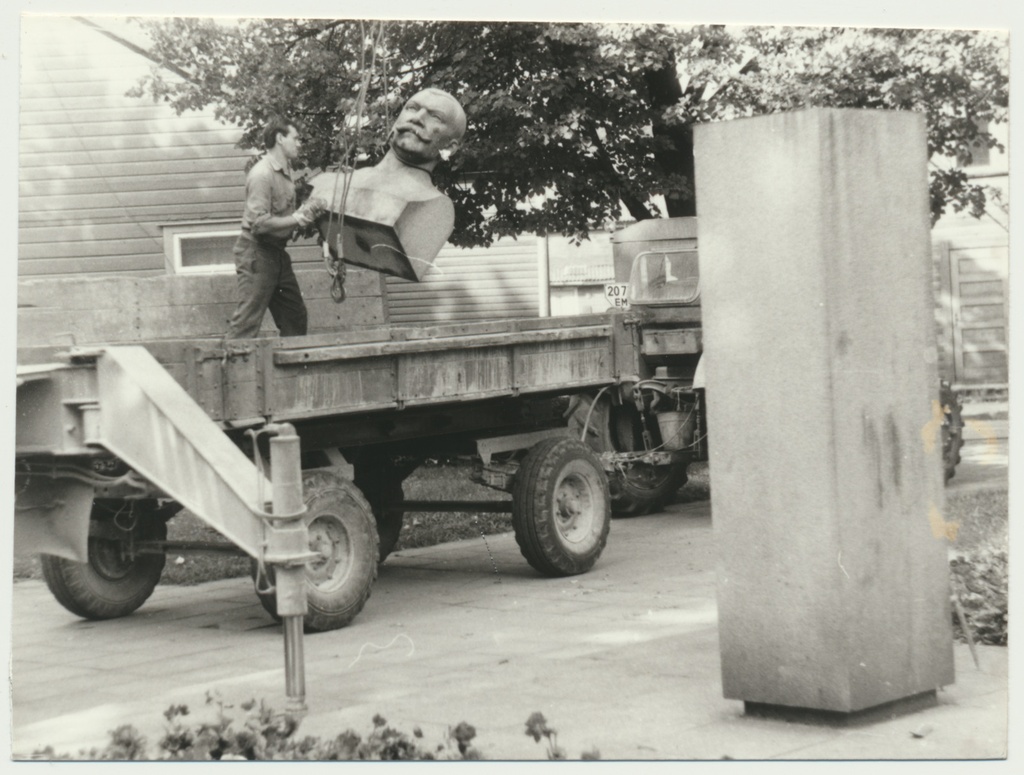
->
[224,233,308,340]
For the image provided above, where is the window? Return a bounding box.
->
[162,221,239,274]
[628,249,701,306]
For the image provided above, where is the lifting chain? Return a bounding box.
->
[320,21,390,305]
[323,239,347,302]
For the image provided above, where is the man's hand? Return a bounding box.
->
[294,196,329,228]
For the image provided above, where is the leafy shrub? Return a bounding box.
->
[32,692,481,761]
[950,542,1008,646]
[30,694,596,761]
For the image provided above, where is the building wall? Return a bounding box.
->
[550,284,613,317]
[384,237,540,324]
[932,216,1009,387]
[19,16,254,279]
[930,134,1009,387]
[546,233,616,316]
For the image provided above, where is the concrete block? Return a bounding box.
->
[693,109,954,714]
[18,262,389,347]
[306,297,386,331]
[296,266,382,300]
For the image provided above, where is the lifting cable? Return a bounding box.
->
[323,20,390,303]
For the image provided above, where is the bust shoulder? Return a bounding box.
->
[351,164,444,202]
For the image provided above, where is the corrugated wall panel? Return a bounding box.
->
[20,169,246,197]
[20,156,248,179]
[20,236,162,260]
[385,237,539,325]
[21,130,244,157]
[20,202,244,228]
[22,93,191,111]
[24,104,192,125]
[20,222,162,244]
[20,187,247,214]
[20,254,175,277]
[19,16,253,279]
[21,119,245,142]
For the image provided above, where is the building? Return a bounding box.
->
[930,122,1010,388]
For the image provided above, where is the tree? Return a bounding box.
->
[128,19,1008,246]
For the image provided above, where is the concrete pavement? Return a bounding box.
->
[9,458,1009,761]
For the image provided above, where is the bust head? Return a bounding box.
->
[389,89,467,169]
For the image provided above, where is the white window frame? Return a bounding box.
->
[162,221,239,275]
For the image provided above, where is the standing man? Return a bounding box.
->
[225,116,326,340]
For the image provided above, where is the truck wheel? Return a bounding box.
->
[512,437,610,576]
[40,502,168,620]
[940,381,965,483]
[254,470,378,632]
[567,393,689,516]
[353,464,405,562]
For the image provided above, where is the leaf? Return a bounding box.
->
[129,20,1008,242]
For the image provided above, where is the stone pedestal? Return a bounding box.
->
[693,109,954,714]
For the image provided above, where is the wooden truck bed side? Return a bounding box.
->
[18,272,639,427]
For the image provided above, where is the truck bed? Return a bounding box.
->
[18,313,635,429]
[18,270,636,430]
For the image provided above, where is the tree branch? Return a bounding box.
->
[283,21,347,55]
[583,123,654,221]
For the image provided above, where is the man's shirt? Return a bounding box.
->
[240,154,296,247]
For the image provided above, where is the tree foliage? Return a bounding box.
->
[129,19,1008,246]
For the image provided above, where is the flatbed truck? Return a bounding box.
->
[15,217,704,637]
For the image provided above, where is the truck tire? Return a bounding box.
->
[254,470,378,632]
[512,437,610,576]
[41,502,168,620]
[353,464,405,562]
[567,393,689,517]
[940,381,965,483]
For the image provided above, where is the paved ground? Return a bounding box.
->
[8,435,1009,762]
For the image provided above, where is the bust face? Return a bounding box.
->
[390,90,464,166]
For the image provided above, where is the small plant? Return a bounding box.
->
[29,699,601,761]
[30,724,149,761]
[525,711,565,759]
[525,711,599,760]
[30,693,482,761]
